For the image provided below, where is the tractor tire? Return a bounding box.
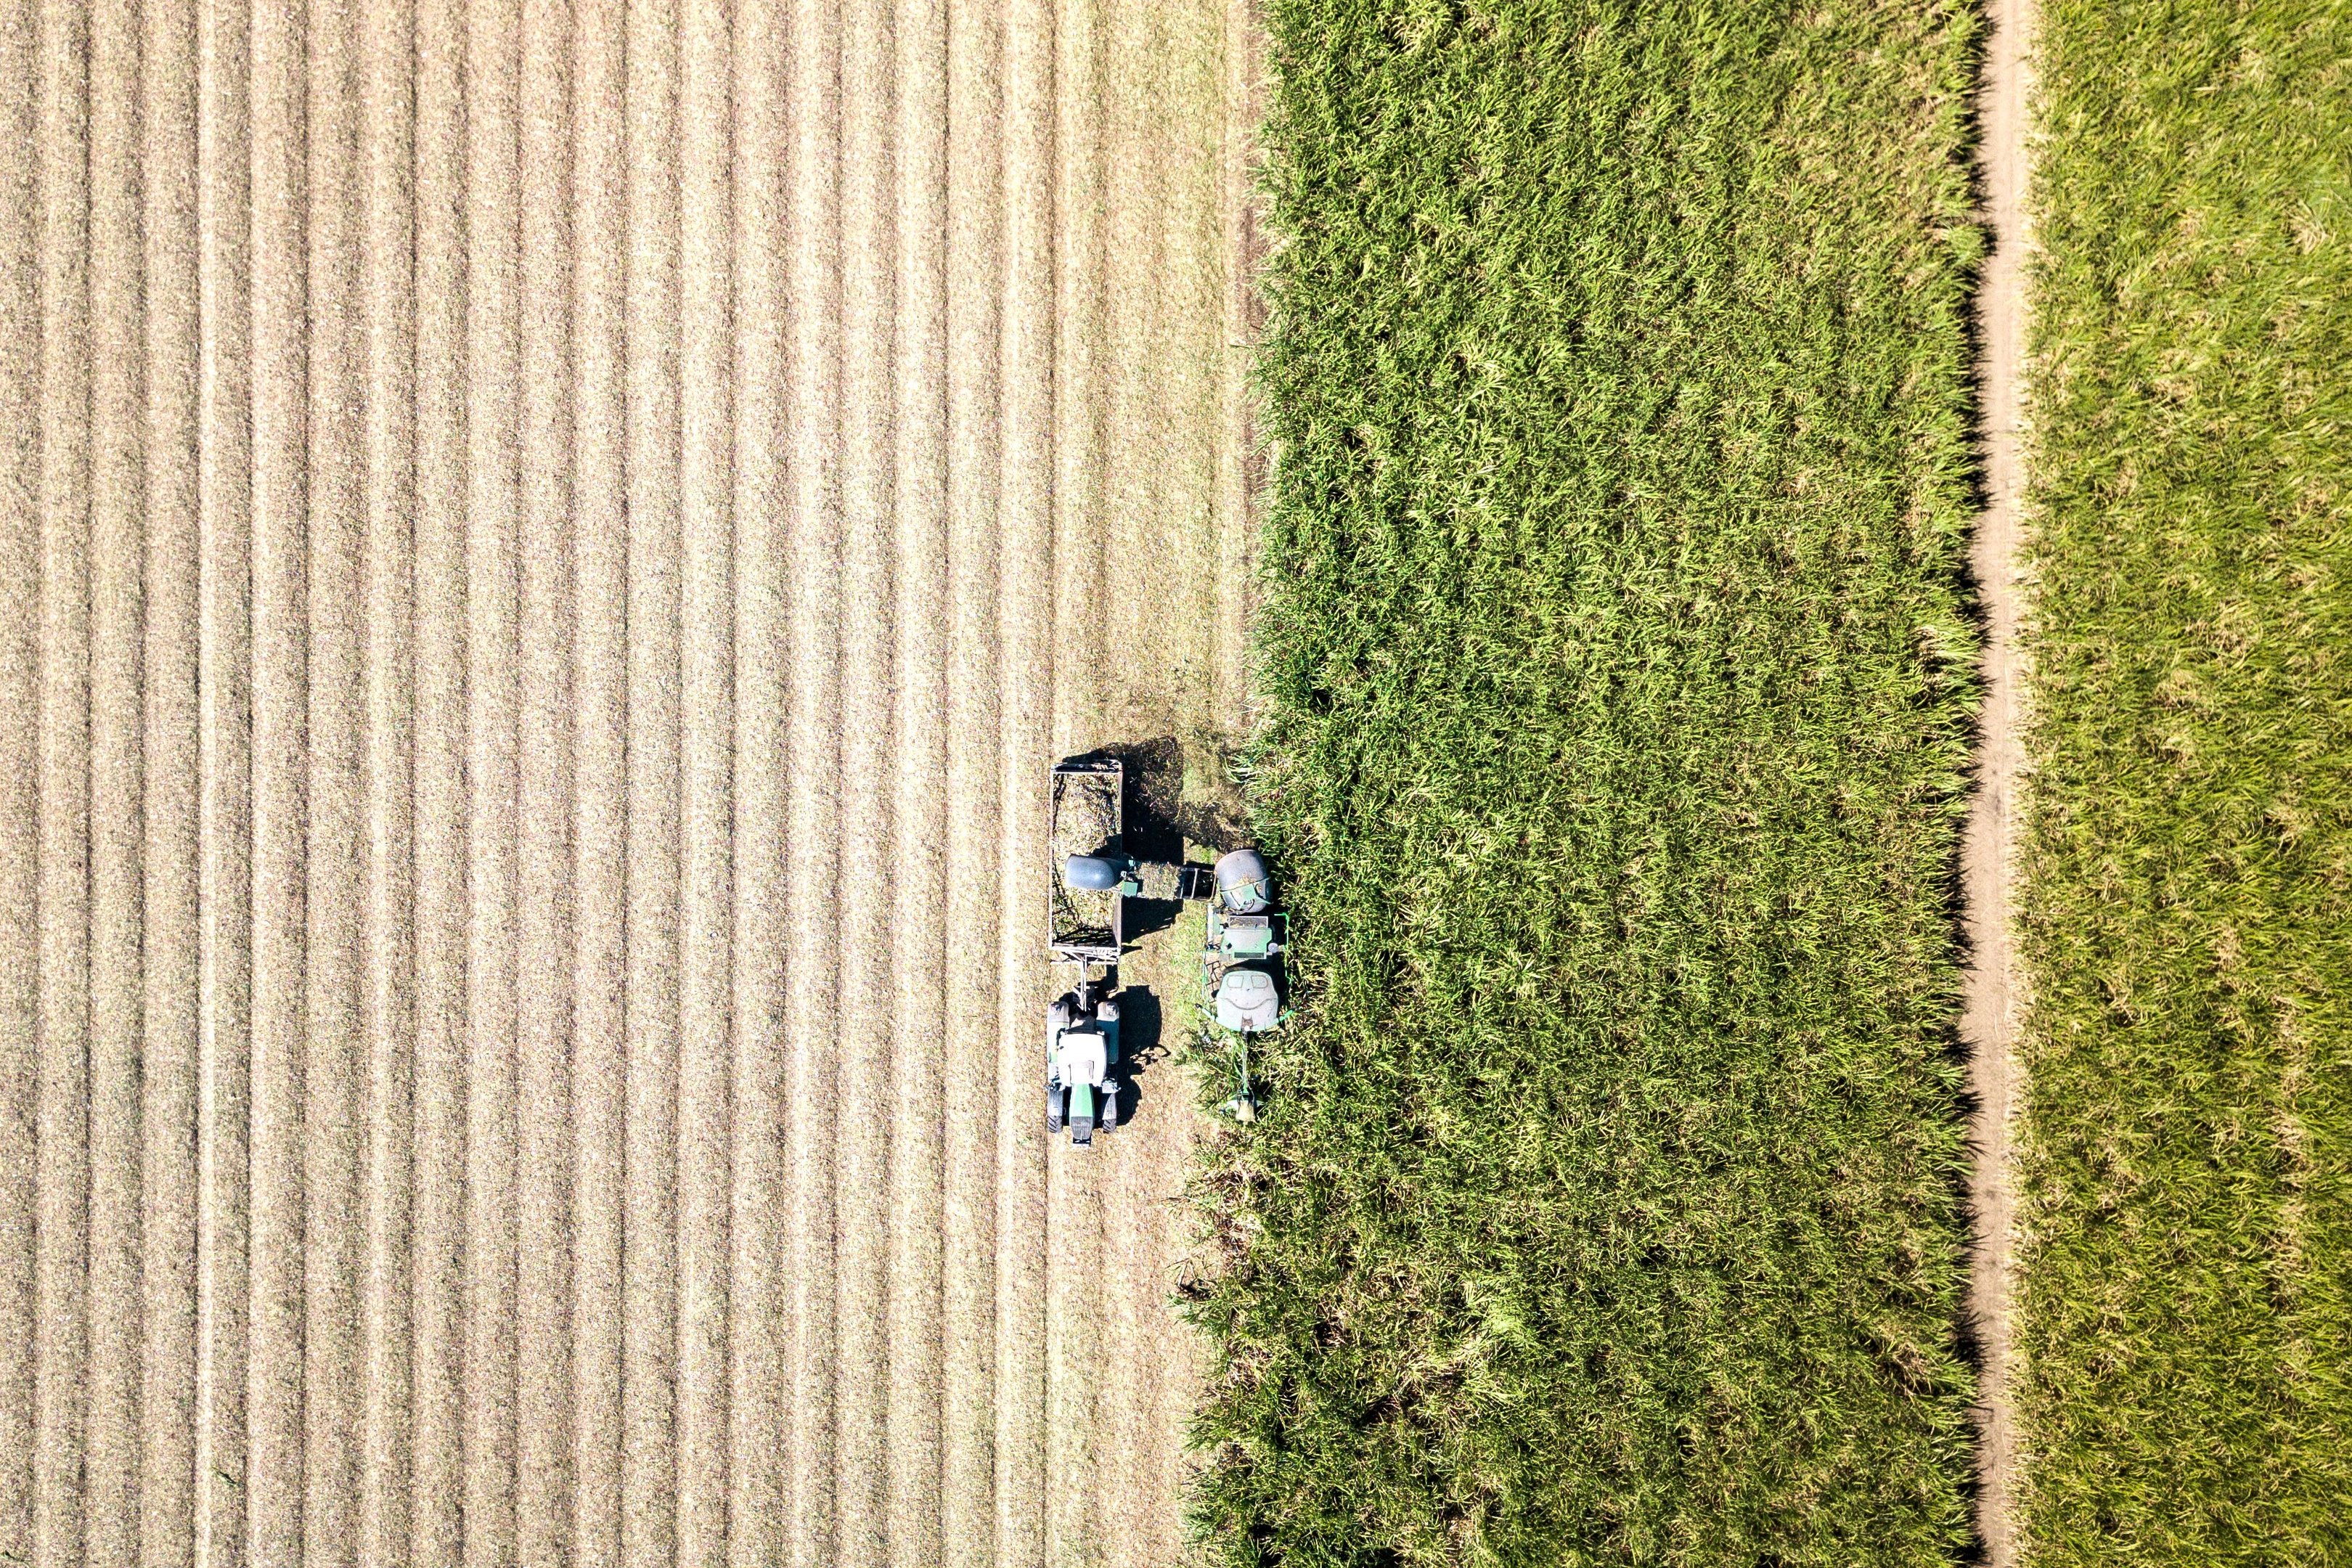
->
[1046,1081,1065,1135]
[1100,1082,1119,1135]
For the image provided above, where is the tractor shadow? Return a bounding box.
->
[1108,980,1166,1132]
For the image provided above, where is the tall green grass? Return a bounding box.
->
[1189,1,1983,1561]
[2016,3,2352,1560]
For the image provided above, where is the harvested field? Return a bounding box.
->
[0,0,1262,1562]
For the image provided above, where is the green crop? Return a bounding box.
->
[2014,2,2352,1561]
[1187,1,1983,1562]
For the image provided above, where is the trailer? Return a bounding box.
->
[1049,760,1125,966]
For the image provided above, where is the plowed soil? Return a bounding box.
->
[0,0,1265,1562]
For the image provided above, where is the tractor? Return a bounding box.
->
[1045,761,1130,1146]
[1044,973,1122,1146]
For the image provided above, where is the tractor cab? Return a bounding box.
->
[1214,912,1280,962]
[1046,986,1122,1146]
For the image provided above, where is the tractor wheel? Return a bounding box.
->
[1046,1081,1065,1135]
[1100,1082,1119,1134]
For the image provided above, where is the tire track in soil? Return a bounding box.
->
[1094,4,1180,1559]
[142,0,205,1553]
[0,2,1257,1564]
[306,0,367,1551]
[572,2,632,1558]
[995,0,1056,1562]
[462,0,525,1552]
[518,0,579,1553]
[783,0,845,1561]
[884,2,952,1564]
[725,0,788,1561]
[194,0,258,1552]
[942,0,1005,1557]
[1043,0,1104,1558]
[357,0,419,1554]
[33,0,95,1547]
[623,0,685,1559]
[412,1,473,1558]
[678,0,737,1554]
[245,0,307,1549]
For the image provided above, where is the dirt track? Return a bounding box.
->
[0,0,1264,1561]
[1962,0,2037,1556]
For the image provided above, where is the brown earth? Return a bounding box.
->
[1962,0,2038,1558]
[0,0,1266,1562]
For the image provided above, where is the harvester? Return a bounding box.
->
[1201,848,1283,1032]
[1200,847,1283,1122]
[1045,757,1284,1144]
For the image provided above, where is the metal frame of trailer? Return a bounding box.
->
[1048,758,1124,970]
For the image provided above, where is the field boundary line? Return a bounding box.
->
[1964,0,2038,1556]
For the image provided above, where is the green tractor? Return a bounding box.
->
[1047,761,1130,1146]
[1044,972,1122,1145]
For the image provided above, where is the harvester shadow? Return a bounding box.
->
[1116,736,1187,943]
